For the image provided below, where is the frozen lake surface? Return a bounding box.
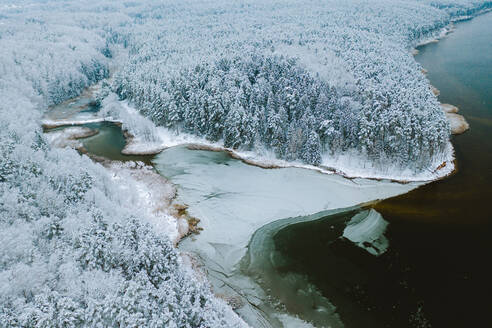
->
[152,145,420,326]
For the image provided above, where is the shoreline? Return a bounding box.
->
[43,122,201,247]
[185,142,455,184]
[42,112,457,185]
[411,6,492,54]
[41,117,122,129]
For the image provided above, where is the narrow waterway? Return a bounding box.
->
[272,11,492,328]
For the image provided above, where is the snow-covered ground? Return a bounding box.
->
[120,138,166,155]
[41,117,120,129]
[44,126,98,149]
[320,141,455,181]
[446,112,470,134]
[442,103,460,113]
[441,104,470,135]
[102,161,188,245]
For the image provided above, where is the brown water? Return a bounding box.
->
[373,11,492,327]
[271,12,492,328]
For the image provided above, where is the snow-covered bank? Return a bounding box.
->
[45,125,182,242]
[414,24,456,49]
[442,103,460,113]
[438,103,470,134]
[191,141,455,182]
[446,112,470,134]
[102,161,183,244]
[44,126,98,150]
[320,141,455,182]
[41,117,120,129]
[431,85,441,96]
[120,137,166,155]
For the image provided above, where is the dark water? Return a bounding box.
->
[46,89,151,163]
[81,122,153,163]
[46,121,154,163]
[272,12,492,328]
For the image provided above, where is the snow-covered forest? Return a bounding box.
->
[1,0,491,327]
[111,0,491,171]
[0,2,245,327]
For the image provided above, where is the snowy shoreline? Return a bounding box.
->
[185,141,456,183]
[100,161,211,246]
[42,123,200,246]
[413,36,471,137]
[412,7,492,53]
[41,117,122,129]
[101,95,460,183]
[41,110,457,184]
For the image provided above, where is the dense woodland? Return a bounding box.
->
[111,0,492,169]
[0,2,245,327]
[1,0,491,327]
